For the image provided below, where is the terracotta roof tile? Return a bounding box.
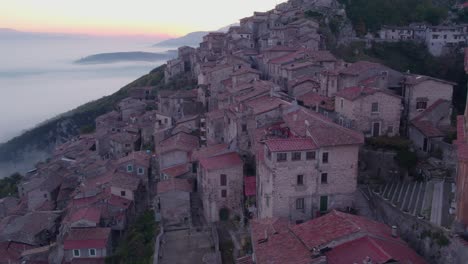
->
[335,86,399,101]
[265,138,318,152]
[160,163,190,178]
[290,210,394,250]
[251,218,311,264]
[339,61,387,76]
[284,108,364,147]
[192,143,230,161]
[244,95,290,115]
[159,132,199,154]
[326,235,427,264]
[111,173,141,191]
[157,178,193,194]
[297,92,334,111]
[200,152,243,171]
[68,207,101,224]
[64,228,111,250]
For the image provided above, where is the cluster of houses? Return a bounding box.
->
[378,23,468,56]
[1,0,466,263]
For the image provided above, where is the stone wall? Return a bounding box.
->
[365,188,468,264]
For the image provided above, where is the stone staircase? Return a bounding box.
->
[373,180,448,225]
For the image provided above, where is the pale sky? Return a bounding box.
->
[0,0,282,37]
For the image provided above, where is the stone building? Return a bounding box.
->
[334,86,402,137]
[158,132,199,171]
[401,74,454,133]
[156,178,192,228]
[409,99,452,153]
[63,227,111,263]
[199,152,244,222]
[256,107,364,223]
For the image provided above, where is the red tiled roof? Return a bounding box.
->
[157,178,193,194]
[339,61,388,76]
[411,99,450,138]
[200,152,243,171]
[192,143,230,161]
[69,207,101,224]
[411,120,444,138]
[117,151,150,168]
[251,218,311,264]
[64,228,111,250]
[108,194,132,209]
[284,108,364,147]
[160,163,190,178]
[159,132,199,154]
[111,173,141,191]
[265,138,318,152]
[244,95,290,115]
[290,210,394,250]
[335,86,399,101]
[288,75,320,88]
[297,92,334,111]
[326,235,427,264]
[244,176,256,197]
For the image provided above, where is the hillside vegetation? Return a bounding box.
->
[338,0,452,35]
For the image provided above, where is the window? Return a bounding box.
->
[242,124,247,132]
[306,151,316,160]
[137,167,144,175]
[121,191,126,197]
[127,165,133,172]
[267,150,272,160]
[321,173,328,184]
[292,152,301,161]
[416,101,427,110]
[296,198,305,210]
[125,143,131,148]
[221,190,227,198]
[322,152,329,164]
[89,249,96,257]
[339,117,344,126]
[371,102,379,113]
[220,174,227,186]
[297,175,304,185]
[277,153,287,162]
[340,98,344,109]
[73,249,80,257]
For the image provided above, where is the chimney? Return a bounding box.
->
[391,225,398,238]
[293,114,298,121]
[362,257,373,264]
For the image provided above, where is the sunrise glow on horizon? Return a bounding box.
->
[1,0,282,37]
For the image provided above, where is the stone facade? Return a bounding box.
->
[257,144,360,222]
[335,87,402,137]
[199,152,244,222]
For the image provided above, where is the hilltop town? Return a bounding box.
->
[2,0,468,263]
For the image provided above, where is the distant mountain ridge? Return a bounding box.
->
[75,51,177,64]
[154,23,239,47]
